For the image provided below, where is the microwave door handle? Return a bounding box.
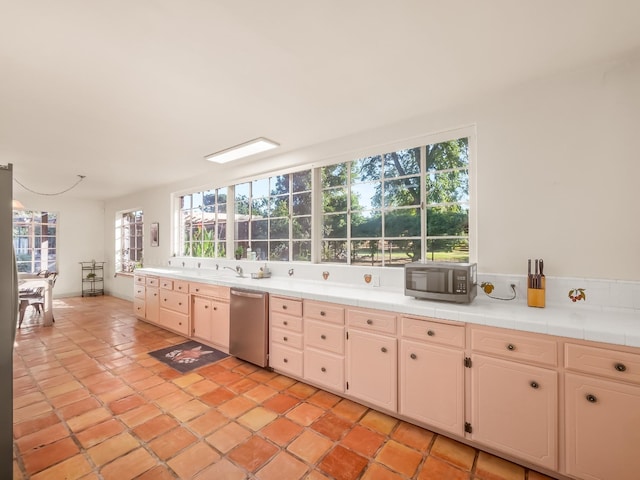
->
[448,270,454,293]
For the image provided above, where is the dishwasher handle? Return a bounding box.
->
[231,289,265,299]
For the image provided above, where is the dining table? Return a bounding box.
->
[18,274,54,327]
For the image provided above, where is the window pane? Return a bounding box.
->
[426,238,469,263]
[292,170,311,192]
[322,163,348,188]
[384,149,421,177]
[203,190,216,209]
[351,212,381,238]
[269,241,289,261]
[426,137,469,171]
[236,220,249,240]
[352,240,381,266]
[292,217,311,239]
[386,239,421,265]
[192,192,203,208]
[251,219,268,239]
[181,195,192,209]
[351,183,379,211]
[323,187,348,212]
[384,177,420,207]
[292,192,311,216]
[251,198,269,218]
[270,196,289,217]
[352,156,381,183]
[321,240,348,263]
[292,241,311,261]
[270,174,289,195]
[385,208,421,237]
[426,169,469,204]
[252,178,269,197]
[235,182,250,202]
[270,218,289,239]
[253,241,268,261]
[323,213,347,238]
[426,206,469,236]
[217,187,227,204]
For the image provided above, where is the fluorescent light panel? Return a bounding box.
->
[205,137,279,164]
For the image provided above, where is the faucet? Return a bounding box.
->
[224,265,244,277]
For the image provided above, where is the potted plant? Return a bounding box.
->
[234,246,244,260]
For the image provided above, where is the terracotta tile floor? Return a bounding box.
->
[13,296,557,479]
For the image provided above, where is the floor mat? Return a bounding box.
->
[148,340,229,373]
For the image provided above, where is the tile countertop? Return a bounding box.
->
[136,267,640,348]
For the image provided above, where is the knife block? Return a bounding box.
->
[527,276,545,308]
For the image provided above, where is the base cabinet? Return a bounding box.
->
[470,354,558,470]
[400,339,464,436]
[346,328,397,411]
[565,375,640,480]
[191,295,230,351]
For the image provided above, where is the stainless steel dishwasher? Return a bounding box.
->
[229,288,269,367]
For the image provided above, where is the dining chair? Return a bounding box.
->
[18,287,45,328]
[32,272,58,317]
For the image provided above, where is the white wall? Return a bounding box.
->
[14,193,105,297]
[103,53,640,291]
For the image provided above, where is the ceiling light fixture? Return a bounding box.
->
[205,137,279,164]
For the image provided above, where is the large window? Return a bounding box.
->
[234,170,312,261]
[13,210,58,273]
[176,131,472,265]
[321,137,469,265]
[116,210,143,273]
[180,188,227,258]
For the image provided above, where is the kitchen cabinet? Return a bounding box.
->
[269,296,304,377]
[303,300,345,393]
[133,274,159,324]
[564,343,640,480]
[469,326,558,471]
[159,278,189,336]
[346,307,397,412]
[190,283,230,351]
[399,316,465,436]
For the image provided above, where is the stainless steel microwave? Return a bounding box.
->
[404,262,477,303]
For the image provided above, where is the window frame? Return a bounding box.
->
[12,209,58,274]
[116,209,143,273]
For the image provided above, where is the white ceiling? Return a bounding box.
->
[2,1,640,201]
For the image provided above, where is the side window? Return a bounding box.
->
[180,188,227,258]
[13,210,58,273]
[116,209,143,273]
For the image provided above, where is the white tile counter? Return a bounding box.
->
[136,267,640,348]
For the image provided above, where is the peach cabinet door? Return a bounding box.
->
[145,287,159,323]
[470,354,558,470]
[346,329,397,411]
[191,296,212,342]
[210,300,230,350]
[565,373,640,480]
[399,339,464,436]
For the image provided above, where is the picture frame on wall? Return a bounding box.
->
[151,222,159,247]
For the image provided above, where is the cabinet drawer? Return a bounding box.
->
[159,309,189,336]
[304,349,344,392]
[271,327,303,349]
[401,316,465,348]
[133,298,145,317]
[189,283,230,300]
[565,343,640,385]
[134,284,145,299]
[270,311,303,332]
[305,320,345,355]
[270,344,303,377]
[270,296,302,317]
[160,278,173,290]
[160,289,189,314]
[174,280,189,293]
[347,307,396,334]
[470,327,558,367]
[135,275,146,286]
[304,300,345,324]
[145,276,159,287]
